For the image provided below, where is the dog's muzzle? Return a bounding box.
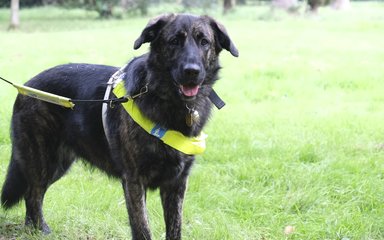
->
[177,63,205,98]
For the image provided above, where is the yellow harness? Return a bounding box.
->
[113,81,207,155]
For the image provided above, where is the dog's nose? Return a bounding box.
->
[183,63,200,78]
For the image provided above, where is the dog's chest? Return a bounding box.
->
[127,126,194,189]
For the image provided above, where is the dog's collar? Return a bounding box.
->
[208,89,225,109]
[113,81,207,155]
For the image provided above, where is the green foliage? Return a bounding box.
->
[58,0,122,18]
[181,0,219,9]
[1,2,384,239]
[0,0,42,8]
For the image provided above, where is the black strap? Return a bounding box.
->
[71,97,128,105]
[209,89,226,109]
[0,76,14,85]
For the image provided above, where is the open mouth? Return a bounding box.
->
[180,85,200,97]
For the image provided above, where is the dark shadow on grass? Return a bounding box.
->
[0,214,45,239]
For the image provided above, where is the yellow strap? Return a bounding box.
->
[14,83,75,109]
[113,81,206,155]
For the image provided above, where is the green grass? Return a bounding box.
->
[1,2,384,239]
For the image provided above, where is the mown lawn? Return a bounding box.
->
[1,2,384,239]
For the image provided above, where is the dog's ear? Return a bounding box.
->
[134,14,176,50]
[205,16,239,57]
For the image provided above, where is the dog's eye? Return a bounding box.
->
[201,38,210,47]
[169,38,180,46]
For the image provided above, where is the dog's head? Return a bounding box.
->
[134,13,238,101]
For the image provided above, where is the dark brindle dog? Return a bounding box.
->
[1,13,238,239]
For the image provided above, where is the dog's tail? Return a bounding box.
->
[1,156,27,209]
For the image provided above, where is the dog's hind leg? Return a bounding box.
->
[23,144,75,234]
[122,174,152,240]
[1,152,51,233]
[5,138,53,233]
[1,137,52,233]
[24,185,51,233]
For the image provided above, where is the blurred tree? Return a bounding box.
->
[271,0,298,12]
[307,0,323,13]
[42,0,58,4]
[181,0,217,10]
[9,0,20,30]
[85,0,116,18]
[223,0,235,14]
[121,0,134,10]
[137,0,149,15]
[99,2,114,18]
[120,0,148,15]
[181,0,191,8]
[331,0,350,10]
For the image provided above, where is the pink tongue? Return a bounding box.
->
[180,85,199,97]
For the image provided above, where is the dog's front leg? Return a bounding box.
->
[122,174,151,240]
[160,176,188,240]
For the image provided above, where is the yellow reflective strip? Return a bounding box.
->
[113,81,206,155]
[125,100,156,132]
[113,82,155,132]
[162,130,207,155]
[113,81,127,99]
[14,84,75,109]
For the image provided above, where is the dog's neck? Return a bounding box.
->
[122,54,219,137]
[134,86,213,137]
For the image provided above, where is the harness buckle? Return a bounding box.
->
[109,100,115,109]
[130,84,148,99]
